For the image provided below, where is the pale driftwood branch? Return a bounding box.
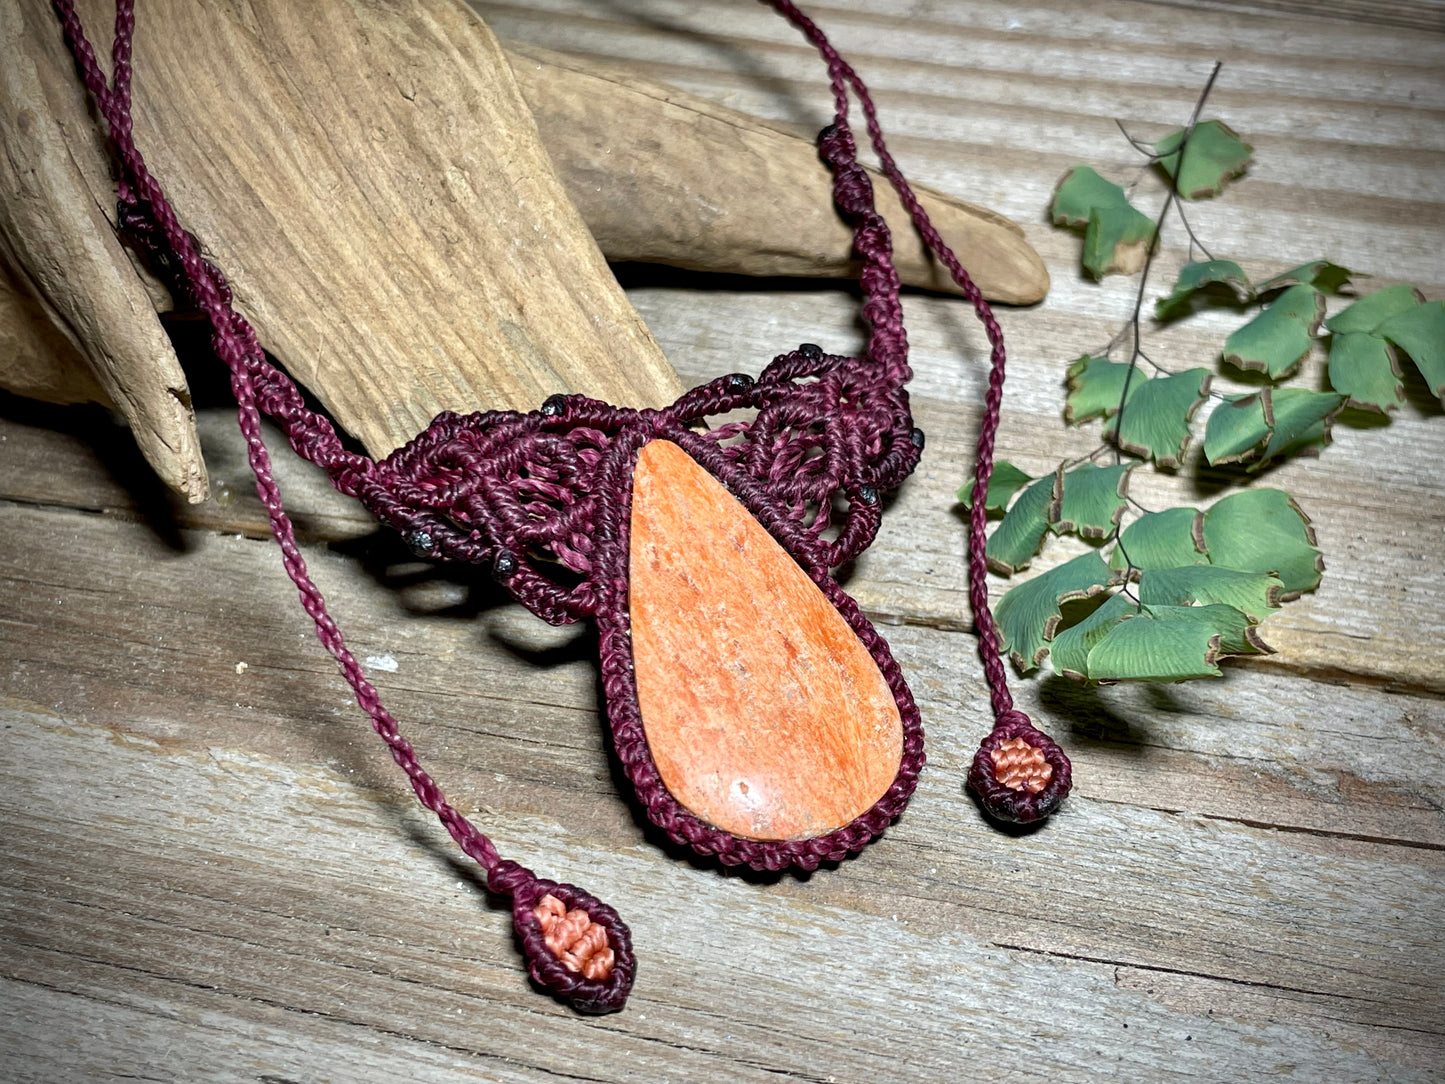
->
[8,0,683,465]
[0,261,106,407]
[510,41,1049,305]
[0,3,207,501]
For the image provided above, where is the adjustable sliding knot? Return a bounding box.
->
[489,860,636,1014]
[967,711,1072,825]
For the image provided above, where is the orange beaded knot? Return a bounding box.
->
[534,894,615,981]
[991,736,1053,795]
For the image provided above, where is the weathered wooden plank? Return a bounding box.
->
[7,398,1428,856]
[1108,964,1444,1078]
[7,284,1445,703]
[1,500,1441,1010]
[0,975,548,1084]
[2,475,1440,848]
[1151,0,1445,33]
[1,702,1440,1081]
[0,399,375,542]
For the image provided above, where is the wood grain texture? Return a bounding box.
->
[1150,0,1445,33]
[45,0,682,456]
[3,0,1444,1080]
[1,493,1441,1079]
[0,9,1046,507]
[0,2,206,501]
[509,40,1048,303]
[0,265,106,407]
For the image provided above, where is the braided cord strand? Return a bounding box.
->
[51,0,634,1012]
[767,0,1071,822]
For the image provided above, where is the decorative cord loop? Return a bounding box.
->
[489,861,636,1014]
[967,711,1073,824]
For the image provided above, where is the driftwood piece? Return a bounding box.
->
[0,1,1044,499]
[510,41,1048,304]
[0,260,106,408]
[0,3,207,501]
[4,0,683,469]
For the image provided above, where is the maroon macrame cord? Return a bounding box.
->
[764,0,1070,823]
[51,0,1070,1012]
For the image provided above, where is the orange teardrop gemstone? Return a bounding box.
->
[628,439,903,841]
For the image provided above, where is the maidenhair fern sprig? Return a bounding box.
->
[961,65,1445,685]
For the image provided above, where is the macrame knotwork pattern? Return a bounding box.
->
[332,342,921,621]
[51,0,1071,1014]
[281,342,931,871]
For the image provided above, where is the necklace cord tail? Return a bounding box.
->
[50,0,636,1013]
[49,0,1067,1012]
[768,0,1071,823]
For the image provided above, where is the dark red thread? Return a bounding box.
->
[968,712,1072,824]
[50,0,1068,1011]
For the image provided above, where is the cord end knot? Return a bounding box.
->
[493,861,636,1014]
[967,711,1072,824]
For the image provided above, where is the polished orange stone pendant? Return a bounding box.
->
[630,440,904,841]
[599,437,924,870]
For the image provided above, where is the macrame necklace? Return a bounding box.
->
[54,0,1072,1014]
